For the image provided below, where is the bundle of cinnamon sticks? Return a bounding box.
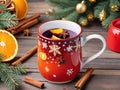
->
[7,13,41,35]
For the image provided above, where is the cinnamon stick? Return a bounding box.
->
[11,19,39,34]
[7,3,14,12]
[12,45,37,66]
[6,0,12,8]
[24,76,44,88]
[7,13,41,31]
[75,68,94,89]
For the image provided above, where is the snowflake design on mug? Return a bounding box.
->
[66,68,73,76]
[49,44,61,56]
[113,29,120,35]
[66,45,73,52]
[42,42,48,49]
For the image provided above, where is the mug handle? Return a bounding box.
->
[80,34,106,69]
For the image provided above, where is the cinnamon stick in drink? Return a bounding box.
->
[24,76,44,88]
[75,68,94,89]
[12,45,37,66]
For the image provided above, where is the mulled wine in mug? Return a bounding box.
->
[107,18,120,53]
[37,20,106,83]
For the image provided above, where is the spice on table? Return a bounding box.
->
[12,45,37,66]
[75,68,94,89]
[24,76,44,89]
[24,29,31,36]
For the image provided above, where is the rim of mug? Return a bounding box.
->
[37,20,82,41]
[112,18,120,30]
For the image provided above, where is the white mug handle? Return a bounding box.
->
[80,34,106,69]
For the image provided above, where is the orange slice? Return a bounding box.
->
[0,30,18,62]
[51,35,61,40]
[50,28,63,34]
[12,0,28,20]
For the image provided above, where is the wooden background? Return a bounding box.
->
[1,0,120,90]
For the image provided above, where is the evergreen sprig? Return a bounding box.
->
[0,4,18,29]
[46,0,79,8]
[94,1,109,18]
[66,11,79,22]
[0,4,7,11]
[0,12,18,29]
[102,12,120,27]
[0,62,26,90]
[50,7,74,19]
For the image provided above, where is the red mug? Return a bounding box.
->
[37,20,106,83]
[107,18,120,53]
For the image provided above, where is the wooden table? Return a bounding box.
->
[1,0,120,90]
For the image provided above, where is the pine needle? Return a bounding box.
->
[45,0,79,8]
[0,12,18,29]
[0,62,26,90]
[49,7,74,19]
[0,4,7,11]
[0,3,18,29]
[66,11,79,22]
[102,12,120,28]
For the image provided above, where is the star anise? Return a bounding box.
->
[58,56,65,65]
[59,30,70,39]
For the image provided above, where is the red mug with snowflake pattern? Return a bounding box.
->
[37,20,106,83]
[107,18,120,53]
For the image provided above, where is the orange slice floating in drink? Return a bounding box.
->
[51,35,61,40]
[50,28,63,34]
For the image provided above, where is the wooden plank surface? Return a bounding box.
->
[1,0,120,90]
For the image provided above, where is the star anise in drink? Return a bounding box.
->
[58,30,70,39]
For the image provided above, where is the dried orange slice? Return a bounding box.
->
[12,0,28,20]
[51,35,61,40]
[0,30,18,62]
[50,28,63,34]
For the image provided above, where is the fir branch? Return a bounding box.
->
[10,63,27,74]
[109,0,120,8]
[0,62,26,90]
[66,11,79,22]
[0,4,7,11]
[45,0,79,8]
[46,0,120,28]
[102,12,120,28]
[94,1,110,18]
[0,12,18,29]
[49,7,74,19]
[78,16,87,24]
